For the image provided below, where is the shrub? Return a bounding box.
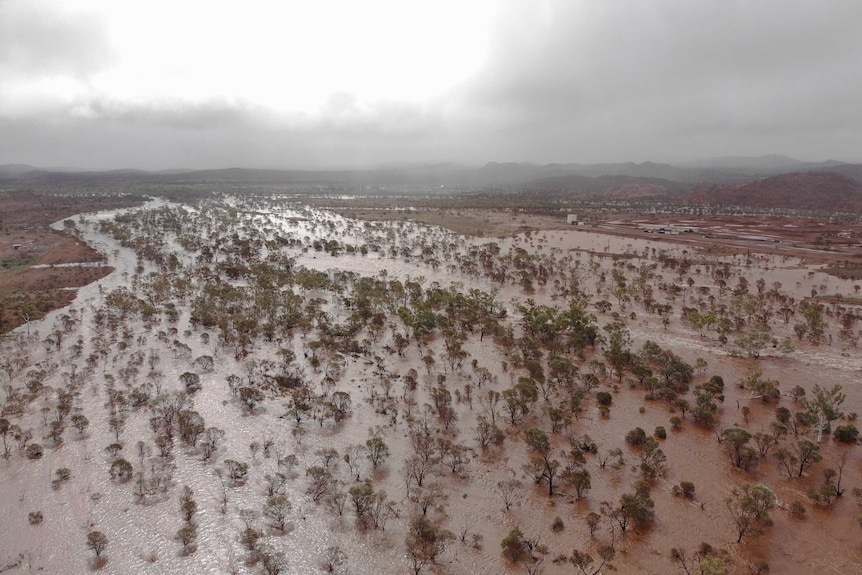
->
[625,427,647,446]
[670,416,682,430]
[52,467,71,489]
[596,392,613,406]
[551,516,565,532]
[26,443,43,460]
[654,426,667,439]
[679,481,694,499]
[834,424,859,443]
[28,511,43,525]
[109,458,133,481]
[500,528,530,563]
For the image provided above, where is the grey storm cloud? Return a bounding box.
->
[73,98,261,130]
[454,1,862,161]
[1,0,862,168]
[0,0,114,77]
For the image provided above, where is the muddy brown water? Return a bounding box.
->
[0,201,860,574]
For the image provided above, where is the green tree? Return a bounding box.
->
[405,515,454,575]
[500,527,547,574]
[523,428,550,455]
[603,322,633,380]
[239,386,263,413]
[727,483,776,543]
[741,364,780,402]
[365,436,390,468]
[733,329,776,358]
[0,418,17,458]
[109,458,133,481]
[223,459,248,485]
[684,310,718,338]
[523,428,561,496]
[559,300,599,351]
[721,428,757,470]
[797,300,825,344]
[263,495,292,532]
[699,555,728,575]
[616,488,655,531]
[179,485,197,522]
[70,414,89,435]
[86,530,108,560]
[625,427,647,446]
[800,384,845,442]
[175,524,198,553]
[792,437,822,477]
[639,341,693,390]
[639,438,667,480]
[177,410,205,447]
[570,546,615,575]
[179,372,201,393]
[834,424,859,443]
[563,466,592,499]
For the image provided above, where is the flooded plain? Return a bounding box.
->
[1,197,861,575]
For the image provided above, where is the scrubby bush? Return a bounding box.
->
[672,481,696,499]
[26,443,43,459]
[52,467,71,489]
[625,427,647,446]
[110,458,133,481]
[834,424,859,443]
[789,501,806,516]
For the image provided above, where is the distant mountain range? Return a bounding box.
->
[682,172,862,213]
[3,156,862,213]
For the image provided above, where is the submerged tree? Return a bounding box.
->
[727,483,776,543]
[500,527,548,575]
[721,427,757,471]
[365,435,390,468]
[405,515,454,575]
[800,384,845,443]
[263,495,293,533]
[570,546,615,575]
[86,530,108,561]
[522,427,561,496]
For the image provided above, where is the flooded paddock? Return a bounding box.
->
[1,196,861,575]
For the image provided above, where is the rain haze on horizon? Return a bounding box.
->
[1,0,861,170]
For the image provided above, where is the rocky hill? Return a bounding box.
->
[522,174,690,199]
[683,172,862,213]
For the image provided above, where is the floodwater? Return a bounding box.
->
[1,197,860,575]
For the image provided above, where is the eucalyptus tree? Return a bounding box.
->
[800,384,845,442]
[523,427,561,497]
[727,483,776,543]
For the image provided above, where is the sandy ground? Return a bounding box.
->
[332,207,575,238]
[0,214,115,332]
[335,207,862,274]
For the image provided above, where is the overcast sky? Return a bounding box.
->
[1,0,861,170]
